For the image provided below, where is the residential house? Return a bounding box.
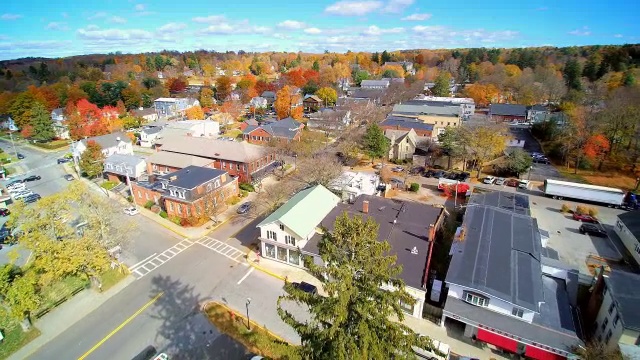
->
[249,97,268,109]
[613,211,640,266]
[145,151,213,177]
[384,61,415,75]
[154,97,200,118]
[261,91,276,105]
[51,108,70,139]
[392,103,461,119]
[442,191,582,359]
[527,104,549,121]
[238,118,259,132]
[361,79,390,89]
[584,269,640,359]
[385,129,417,161]
[380,116,433,137]
[0,115,18,131]
[243,117,303,144]
[391,104,461,139]
[257,185,341,268]
[139,127,164,148]
[307,109,351,132]
[303,95,323,112]
[328,171,380,203]
[131,166,239,220]
[489,104,528,122]
[103,153,146,183]
[382,77,405,85]
[131,108,159,123]
[154,136,276,183]
[337,78,350,92]
[72,132,133,159]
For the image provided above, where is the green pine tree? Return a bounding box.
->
[363,124,390,161]
[79,141,105,178]
[31,103,56,141]
[277,214,436,360]
[312,60,320,72]
[431,72,452,97]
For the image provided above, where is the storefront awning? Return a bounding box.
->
[525,345,566,360]
[477,328,519,353]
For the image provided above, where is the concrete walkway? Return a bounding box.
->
[8,276,135,360]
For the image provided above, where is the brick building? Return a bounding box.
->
[242,117,303,145]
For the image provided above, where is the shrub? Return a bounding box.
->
[144,200,155,209]
[575,205,589,215]
[239,183,255,192]
[240,190,248,198]
[226,196,242,206]
[588,207,599,217]
[126,196,133,203]
[100,181,118,190]
[409,183,420,192]
[159,211,168,218]
[170,216,181,225]
[561,203,571,213]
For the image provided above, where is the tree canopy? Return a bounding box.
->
[363,124,390,161]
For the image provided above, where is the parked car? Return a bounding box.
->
[533,157,550,164]
[7,184,26,193]
[505,178,519,187]
[57,157,72,164]
[237,202,252,214]
[16,153,24,159]
[483,176,496,184]
[14,191,34,200]
[23,175,41,182]
[495,177,506,186]
[291,281,318,294]
[23,194,41,204]
[373,163,383,170]
[0,208,10,217]
[456,172,470,182]
[64,174,75,181]
[572,213,599,223]
[423,170,436,178]
[391,166,404,173]
[6,179,23,186]
[445,172,459,180]
[579,223,607,237]
[409,166,424,175]
[518,180,530,189]
[432,170,446,179]
[123,207,139,216]
[0,225,11,243]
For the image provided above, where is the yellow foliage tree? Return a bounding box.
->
[505,64,522,77]
[463,84,501,107]
[185,105,205,120]
[274,85,303,120]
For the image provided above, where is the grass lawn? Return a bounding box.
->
[99,267,128,292]
[35,276,88,318]
[0,306,41,360]
[32,140,71,150]
[556,167,638,191]
[100,181,119,190]
[203,302,300,360]
[223,129,242,139]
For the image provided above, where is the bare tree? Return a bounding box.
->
[291,153,343,188]
[253,179,298,215]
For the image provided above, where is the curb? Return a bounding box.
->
[137,207,233,240]
[245,248,287,281]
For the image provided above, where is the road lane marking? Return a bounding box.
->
[129,239,194,278]
[128,253,157,270]
[77,292,164,360]
[237,267,255,284]
[195,236,245,263]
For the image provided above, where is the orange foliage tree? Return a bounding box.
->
[583,134,610,169]
[285,69,307,88]
[216,76,233,101]
[165,77,188,93]
[274,85,303,120]
[186,105,205,120]
[65,99,110,139]
[220,101,244,121]
[463,83,500,107]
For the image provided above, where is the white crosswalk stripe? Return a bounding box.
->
[195,236,245,263]
[129,239,194,279]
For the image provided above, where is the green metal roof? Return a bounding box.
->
[257,185,340,239]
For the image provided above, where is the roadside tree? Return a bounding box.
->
[30,102,56,141]
[185,105,205,120]
[79,140,105,178]
[437,127,465,170]
[362,124,390,162]
[463,124,509,177]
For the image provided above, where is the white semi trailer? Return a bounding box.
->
[543,179,632,207]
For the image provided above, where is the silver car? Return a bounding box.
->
[495,177,506,185]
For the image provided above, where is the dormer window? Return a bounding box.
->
[178,191,186,199]
[463,291,489,307]
[206,183,213,192]
[169,189,176,196]
[161,182,167,189]
[214,179,221,188]
[511,307,524,318]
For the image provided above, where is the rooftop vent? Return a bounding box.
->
[116,137,121,142]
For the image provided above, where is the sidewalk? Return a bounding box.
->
[8,276,135,360]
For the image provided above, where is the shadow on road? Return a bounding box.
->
[149,274,253,360]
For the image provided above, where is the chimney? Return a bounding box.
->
[362,200,369,214]
[116,137,121,142]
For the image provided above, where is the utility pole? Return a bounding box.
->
[8,131,18,159]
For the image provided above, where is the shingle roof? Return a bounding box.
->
[490,103,527,117]
[617,210,640,239]
[447,192,544,311]
[384,129,410,144]
[257,185,340,239]
[158,135,272,163]
[605,270,640,331]
[361,79,390,87]
[243,117,302,140]
[131,108,157,117]
[350,88,385,100]
[381,117,434,132]
[142,127,163,135]
[304,95,322,102]
[146,151,213,169]
[392,104,460,116]
[261,91,276,99]
[467,191,531,216]
[158,166,227,190]
[529,104,548,111]
[82,132,131,149]
[103,154,145,176]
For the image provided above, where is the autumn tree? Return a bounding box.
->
[583,134,610,170]
[185,105,205,120]
[563,59,582,91]
[495,148,533,176]
[199,87,215,108]
[463,124,509,177]
[463,83,500,107]
[278,214,435,360]
[291,154,343,188]
[363,124,390,162]
[30,102,56,141]
[215,76,233,101]
[121,115,142,129]
[274,85,303,120]
[165,77,187,93]
[431,72,451,97]
[315,87,338,107]
[79,141,105,178]
[437,127,466,170]
[121,84,142,110]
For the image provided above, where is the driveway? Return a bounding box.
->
[508,126,563,182]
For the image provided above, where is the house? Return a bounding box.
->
[257,185,341,267]
[242,117,303,144]
[392,104,461,118]
[145,151,214,177]
[337,77,350,92]
[154,120,220,144]
[361,79,390,89]
[328,171,380,203]
[348,89,385,104]
[303,95,323,112]
[103,153,146,183]
[385,129,417,161]
[527,104,549,121]
[153,97,200,118]
[51,108,69,139]
[72,132,133,159]
[442,191,582,359]
[154,136,276,183]
[238,118,259,131]
[613,210,640,266]
[380,116,434,137]
[131,166,238,220]
[382,77,405,85]
[249,97,268,109]
[0,115,18,131]
[139,127,164,148]
[261,91,276,105]
[489,104,528,122]
[131,108,159,123]
[384,61,415,75]
[584,269,640,359]
[307,109,351,132]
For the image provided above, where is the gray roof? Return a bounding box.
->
[306,195,443,290]
[146,151,213,169]
[361,79,390,87]
[384,129,411,145]
[131,108,157,117]
[529,104,548,112]
[158,165,226,190]
[490,103,527,117]
[158,136,272,163]
[467,191,531,216]
[617,210,640,239]
[243,117,302,140]
[447,192,544,311]
[82,132,131,149]
[261,91,276,99]
[103,154,145,176]
[142,127,163,135]
[604,271,640,331]
[350,88,385,100]
[392,104,460,117]
[403,100,462,108]
[381,117,434,132]
[51,108,65,118]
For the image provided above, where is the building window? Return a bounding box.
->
[605,329,613,344]
[608,303,616,315]
[512,307,524,318]
[206,183,213,192]
[280,224,285,231]
[601,317,609,331]
[603,285,608,296]
[264,243,276,258]
[169,189,176,197]
[168,202,173,211]
[236,163,240,170]
[464,292,489,307]
[285,235,296,246]
[178,191,186,199]
[635,243,640,255]
[267,230,277,241]
[613,314,620,328]
[277,247,288,262]
[177,205,182,215]
[145,193,149,200]
[137,190,142,198]
[214,179,221,188]
[400,300,415,314]
[289,250,300,265]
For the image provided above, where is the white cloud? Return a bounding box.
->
[77,27,153,41]
[304,27,322,34]
[401,13,431,21]
[85,24,100,31]
[157,22,186,33]
[381,0,414,13]
[198,20,269,35]
[325,1,383,16]
[192,15,226,23]
[45,22,69,31]
[109,16,127,24]
[614,34,623,38]
[88,12,108,20]
[568,26,591,36]
[361,25,404,36]
[412,25,518,45]
[1,13,22,20]
[277,20,306,30]
[134,4,145,11]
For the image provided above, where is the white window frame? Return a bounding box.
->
[512,307,524,318]
[285,235,296,246]
[464,292,489,307]
[267,230,277,241]
[206,183,213,192]
[601,317,609,331]
[279,224,285,231]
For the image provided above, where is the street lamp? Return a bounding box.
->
[245,298,252,331]
[527,165,534,181]
[293,154,298,170]
[8,130,18,160]
[120,162,136,208]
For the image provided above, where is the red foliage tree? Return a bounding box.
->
[285,69,307,88]
[583,133,610,168]
[166,77,188,93]
[255,80,275,95]
[303,69,320,84]
[20,125,34,139]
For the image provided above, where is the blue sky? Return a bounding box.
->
[0,0,638,60]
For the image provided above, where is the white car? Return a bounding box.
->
[13,191,34,200]
[123,207,139,216]
[483,176,496,184]
[518,180,530,189]
[7,183,26,192]
[495,177,506,186]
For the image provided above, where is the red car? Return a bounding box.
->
[505,179,519,187]
[572,213,599,223]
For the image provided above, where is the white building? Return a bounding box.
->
[329,171,380,202]
[361,79,390,89]
[413,95,476,118]
[72,132,133,159]
[51,108,70,139]
[614,211,640,266]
